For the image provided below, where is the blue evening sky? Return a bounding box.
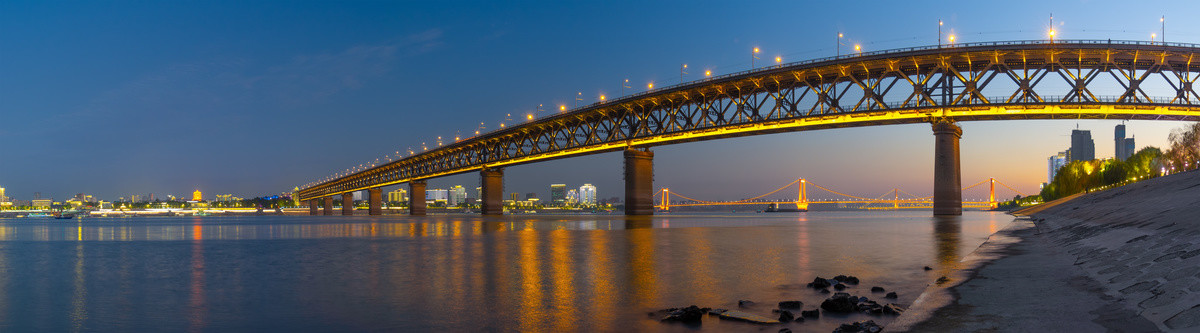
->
[1,0,1196,202]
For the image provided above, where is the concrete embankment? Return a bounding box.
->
[889,170,1200,332]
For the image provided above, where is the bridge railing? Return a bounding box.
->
[477,39,1197,134]
[540,38,1195,119]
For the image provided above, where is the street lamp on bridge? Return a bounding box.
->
[752,47,760,68]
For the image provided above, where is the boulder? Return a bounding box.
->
[778,310,794,322]
[808,277,831,289]
[707,308,728,316]
[801,309,820,318]
[778,300,803,309]
[885,292,898,299]
[833,320,883,333]
[870,286,885,292]
[819,288,831,294]
[834,283,847,290]
[738,300,755,308]
[858,301,883,315]
[883,303,906,315]
[661,305,705,324]
[923,266,933,271]
[820,294,859,313]
[834,275,860,284]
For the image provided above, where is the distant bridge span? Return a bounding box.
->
[299,40,1200,216]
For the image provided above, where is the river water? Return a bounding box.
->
[0,211,1007,332]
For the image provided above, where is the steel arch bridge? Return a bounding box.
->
[298,39,1200,215]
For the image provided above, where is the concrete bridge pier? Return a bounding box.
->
[368,188,382,215]
[409,181,427,216]
[341,192,354,215]
[624,148,655,215]
[309,199,319,216]
[322,196,334,215]
[932,119,963,216]
[481,168,504,215]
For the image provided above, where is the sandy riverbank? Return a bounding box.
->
[889,170,1200,332]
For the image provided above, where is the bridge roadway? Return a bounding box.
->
[298,39,1200,216]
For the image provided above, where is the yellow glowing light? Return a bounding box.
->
[500,123,505,128]
[838,33,843,38]
[753,47,759,53]
[683,64,688,69]
[948,35,956,44]
[775,56,782,63]
[1049,29,1056,37]
[1151,33,1157,40]
[560,105,566,111]
[705,70,712,77]
[527,114,533,120]
[648,82,654,89]
[854,44,861,52]
[600,95,606,101]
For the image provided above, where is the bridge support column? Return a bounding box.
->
[932,120,963,216]
[342,192,354,216]
[322,196,333,215]
[409,181,426,216]
[368,188,382,215]
[309,199,319,216]
[481,168,504,215]
[624,148,655,215]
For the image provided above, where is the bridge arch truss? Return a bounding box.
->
[300,40,1200,201]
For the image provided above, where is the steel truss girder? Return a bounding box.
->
[299,41,1200,200]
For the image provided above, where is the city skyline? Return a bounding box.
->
[3,1,1198,201]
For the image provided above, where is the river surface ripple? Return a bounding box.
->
[0,211,1006,332]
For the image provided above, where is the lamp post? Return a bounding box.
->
[938,19,943,48]
[837,32,843,56]
[621,79,630,96]
[680,64,688,83]
[752,47,760,69]
[1048,13,1055,43]
[1161,16,1166,44]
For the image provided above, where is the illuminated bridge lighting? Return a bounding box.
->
[299,40,1200,200]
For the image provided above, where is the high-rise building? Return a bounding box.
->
[1115,124,1136,161]
[550,184,566,205]
[578,184,597,206]
[131,194,142,203]
[192,189,203,201]
[449,185,467,206]
[1047,151,1068,183]
[0,187,6,202]
[426,189,448,204]
[388,188,408,203]
[566,189,579,205]
[1068,129,1095,162]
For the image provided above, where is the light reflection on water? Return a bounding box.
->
[0,212,1005,332]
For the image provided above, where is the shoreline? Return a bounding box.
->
[888,170,1200,332]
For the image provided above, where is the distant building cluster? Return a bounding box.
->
[1045,124,1136,185]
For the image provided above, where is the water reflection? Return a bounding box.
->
[0,212,1005,332]
[189,219,206,333]
[932,216,962,271]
